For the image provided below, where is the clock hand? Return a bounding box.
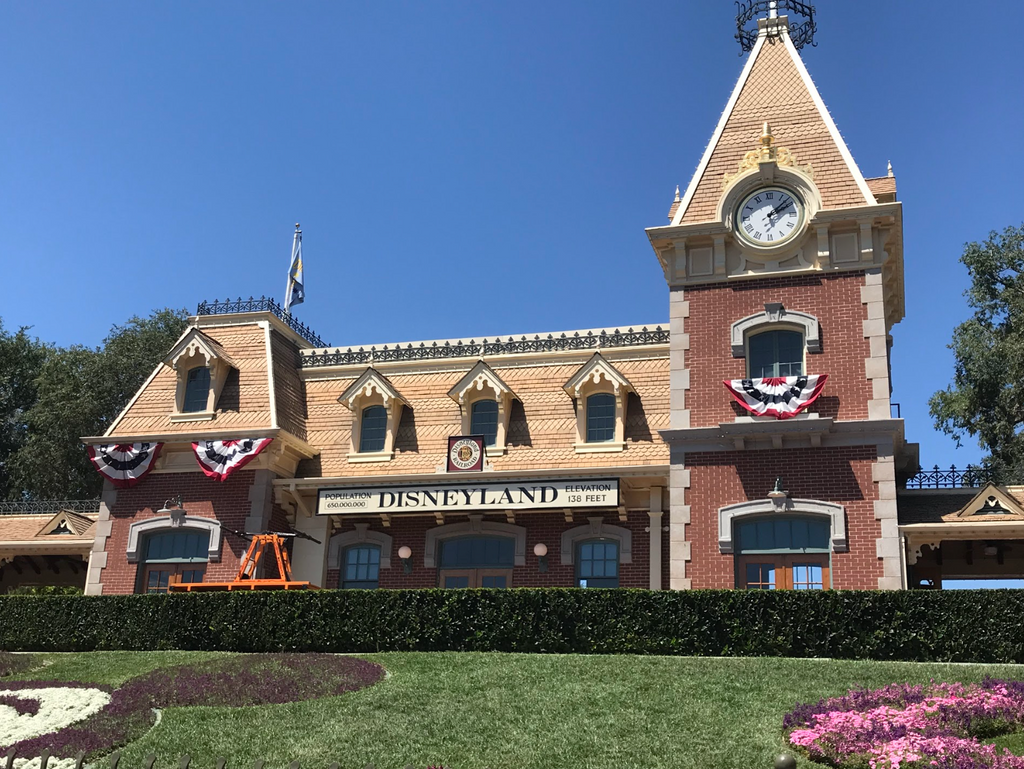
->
[768,200,794,219]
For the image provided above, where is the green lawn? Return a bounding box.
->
[8,652,1024,769]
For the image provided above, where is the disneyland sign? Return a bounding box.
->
[317,478,619,515]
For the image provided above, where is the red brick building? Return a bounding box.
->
[57,8,983,596]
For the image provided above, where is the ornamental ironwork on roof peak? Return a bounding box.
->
[735,0,816,53]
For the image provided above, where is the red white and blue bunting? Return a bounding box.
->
[192,438,273,481]
[87,443,163,488]
[723,374,828,419]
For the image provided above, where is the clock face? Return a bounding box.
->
[735,187,804,247]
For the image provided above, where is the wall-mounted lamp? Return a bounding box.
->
[158,495,186,527]
[534,542,548,573]
[398,545,413,574]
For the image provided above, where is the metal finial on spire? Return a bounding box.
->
[295,222,301,231]
[674,185,681,202]
[736,1,817,53]
[887,161,894,178]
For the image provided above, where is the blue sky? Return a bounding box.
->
[1,0,1021,472]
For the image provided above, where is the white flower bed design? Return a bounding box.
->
[0,687,111,748]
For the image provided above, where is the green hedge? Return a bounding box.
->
[1,589,1022,662]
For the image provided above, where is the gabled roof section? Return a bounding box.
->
[339,368,409,410]
[36,510,95,537]
[164,327,236,370]
[942,484,1024,523]
[672,22,874,226]
[563,353,634,398]
[447,361,517,405]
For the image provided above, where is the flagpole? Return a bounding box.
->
[284,223,301,315]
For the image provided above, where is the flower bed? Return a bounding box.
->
[0,654,384,760]
[784,679,1024,769]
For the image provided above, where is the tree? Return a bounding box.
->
[930,224,1024,482]
[0,321,48,498]
[7,308,188,499]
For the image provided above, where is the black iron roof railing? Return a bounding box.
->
[735,0,816,53]
[300,325,670,368]
[904,465,995,490]
[0,499,102,516]
[196,297,329,348]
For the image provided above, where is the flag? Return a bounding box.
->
[284,225,304,313]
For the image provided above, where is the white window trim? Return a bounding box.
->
[560,517,633,565]
[563,353,633,453]
[165,329,236,419]
[717,498,847,554]
[448,362,517,457]
[339,368,408,462]
[730,303,821,358]
[327,523,392,570]
[126,516,222,563]
[423,514,526,568]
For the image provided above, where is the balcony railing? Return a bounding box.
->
[903,465,994,490]
[196,297,329,348]
[0,499,102,516]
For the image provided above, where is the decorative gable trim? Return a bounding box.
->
[37,510,94,537]
[339,368,409,411]
[730,303,821,357]
[165,328,237,371]
[447,361,516,404]
[563,353,634,399]
[942,484,1024,522]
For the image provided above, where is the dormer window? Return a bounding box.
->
[183,367,212,412]
[340,369,408,463]
[585,393,616,443]
[164,328,236,422]
[448,362,517,456]
[748,329,804,378]
[470,399,499,447]
[359,405,388,453]
[564,353,634,453]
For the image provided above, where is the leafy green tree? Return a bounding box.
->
[930,224,1024,482]
[7,308,188,499]
[0,321,48,498]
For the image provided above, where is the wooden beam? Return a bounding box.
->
[379,514,391,528]
[563,509,574,523]
[505,510,516,524]
[618,506,628,522]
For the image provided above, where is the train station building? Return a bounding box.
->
[5,7,1017,594]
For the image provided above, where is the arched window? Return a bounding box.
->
[470,400,499,447]
[359,405,388,453]
[748,330,803,378]
[576,539,619,588]
[438,536,515,588]
[585,393,616,443]
[182,367,211,413]
[734,516,830,590]
[341,544,381,589]
[141,530,210,594]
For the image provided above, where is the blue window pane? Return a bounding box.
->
[342,545,380,589]
[145,531,210,563]
[735,517,830,554]
[576,539,619,587]
[748,330,804,378]
[470,400,499,447]
[792,563,824,590]
[444,576,470,588]
[586,393,616,443]
[745,563,776,589]
[439,537,515,569]
[183,367,211,413]
[359,405,388,453]
[480,575,507,588]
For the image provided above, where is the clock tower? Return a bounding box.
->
[648,5,916,590]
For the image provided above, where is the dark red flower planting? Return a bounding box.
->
[0,694,41,716]
[2,654,385,760]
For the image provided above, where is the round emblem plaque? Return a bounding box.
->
[448,437,482,470]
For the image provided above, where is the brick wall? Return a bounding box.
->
[683,446,881,589]
[684,271,871,427]
[100,470,260,594]
[325,510,663,589]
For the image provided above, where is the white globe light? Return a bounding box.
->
[533,542,548,557]
[398,546,412,560]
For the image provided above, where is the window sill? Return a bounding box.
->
[574,442,625,454]
[484,445,506,458]
[347,451,394,464]
[170,411,215,423]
